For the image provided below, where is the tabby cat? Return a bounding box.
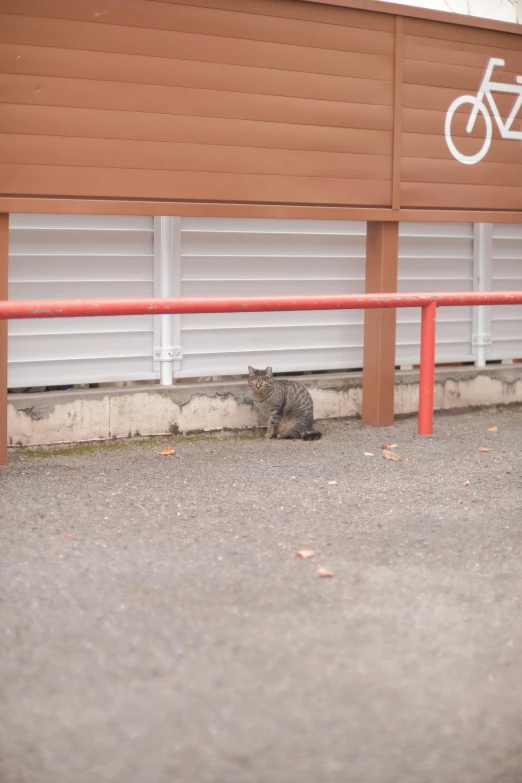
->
[248,366,322,441]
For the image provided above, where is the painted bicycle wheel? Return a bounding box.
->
[445,95,492,165]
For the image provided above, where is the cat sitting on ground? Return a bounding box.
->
[247,366,322,441]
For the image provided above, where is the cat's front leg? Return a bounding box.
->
[266,412,282,439]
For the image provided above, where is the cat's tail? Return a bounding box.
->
[302,430,322,441]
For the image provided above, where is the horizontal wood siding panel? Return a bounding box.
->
[403,83,514,115]
[404,37,522,73]
[0,43,393,106]
[0,135,391,181]
[401,182,522,210]
[0,15,394,80]
[1,0,395,34]
[404,18,522,53]
[0,104,393,156]
[402,107,518,139]
[403,133,522,166]
[0,73,393,132]
[0,0,394,56]
[403,58,522,92]
[0,164,392,205]
[402,158,522,187]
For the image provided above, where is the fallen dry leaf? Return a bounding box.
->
[296,549,315,559]
[363,452,375,457]
[316,568,335,578]
[405,456,412,461]
[463,480,470,487]
[487,426,498,433]
[477,448,491,453]
[328,480,338,485]
[380,444,388,449]
[382,449,402,461]
[157,447,176,456]
[388,443,398,449]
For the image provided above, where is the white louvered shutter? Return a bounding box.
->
[8,214,156,387]
[177,218,367,377]
[397,222,474,365]
[490,224,522,361]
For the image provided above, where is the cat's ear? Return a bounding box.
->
[248,366,255,375]
[266,366,273,375]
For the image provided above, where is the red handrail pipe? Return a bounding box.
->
[2,291,522,439]
[1,291,522,319]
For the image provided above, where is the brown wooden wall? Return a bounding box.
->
[0,0,394,206]
[0,0,521,218]
[401,17,522,211]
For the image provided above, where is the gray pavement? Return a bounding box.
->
[1,408,522,783]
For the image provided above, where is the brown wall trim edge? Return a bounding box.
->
[296,0,522,35]
[1,199,522,223]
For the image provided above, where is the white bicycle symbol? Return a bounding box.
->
[445,57,522,165]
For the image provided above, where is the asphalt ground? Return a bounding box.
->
[1,407,522,783]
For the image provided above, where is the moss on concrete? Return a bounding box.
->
[14,429,264,457]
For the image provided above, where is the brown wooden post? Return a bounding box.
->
[362,221,399,427]
[0,214,8,466]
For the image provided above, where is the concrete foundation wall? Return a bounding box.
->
[7,367,522,447]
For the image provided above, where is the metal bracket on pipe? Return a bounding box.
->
[472,333,491,347]
[153,346,182,361]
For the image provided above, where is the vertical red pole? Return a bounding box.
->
[418,302,436,436]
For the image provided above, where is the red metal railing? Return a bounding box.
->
[2,291,522,437]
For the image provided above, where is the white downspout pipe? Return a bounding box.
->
[154,217,182,385]
[473,223,492,368]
